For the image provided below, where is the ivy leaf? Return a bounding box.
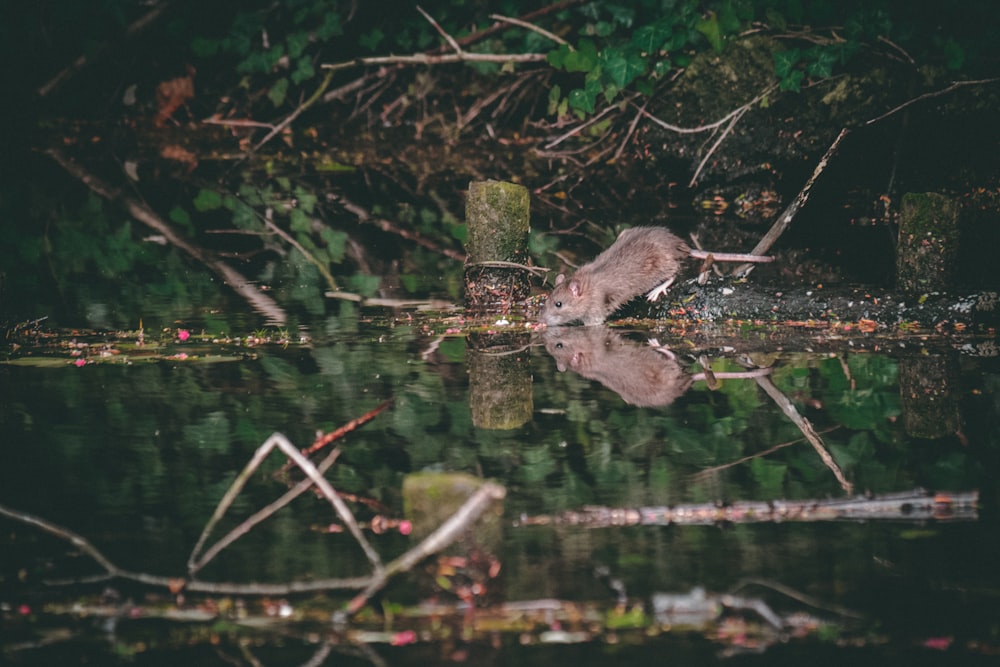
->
[568,87,596,114]
[780,70,804,92]
[359,28,384,51]
[601,49,647,89]
[291,56,314,84]
[289,208,311,233]
[632,22,671,53]
[321,228,347,263]
[294,186,318,214]
[193,188,223,212]
[563,39,598,72]
[268,78,289,107]
[773,49,801,78]
[695,12,723,53]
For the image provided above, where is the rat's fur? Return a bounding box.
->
[540,226,771,325]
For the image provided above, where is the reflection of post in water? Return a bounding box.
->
[542,326,770,408]
[467,331,533,429]
[898,354,961,439]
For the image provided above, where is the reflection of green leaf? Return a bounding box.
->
[751,458,787,496]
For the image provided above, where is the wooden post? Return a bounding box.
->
[463,180,531,312]
[897,193,960,293]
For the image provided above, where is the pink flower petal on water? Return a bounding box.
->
[74,358,87,367]
[391,630,417,646]
[178,329,190,341]
[398,520,413,536]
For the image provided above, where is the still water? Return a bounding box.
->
[1,301,998,665]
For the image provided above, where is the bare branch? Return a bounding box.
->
[489,13,571,48]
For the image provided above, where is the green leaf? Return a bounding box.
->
[359,28,384,51]
[695,13,723,53]
[289,208,310,233]
[291,56,315,84]
[168,206,191,226]
[773,49,801,78]
[193,188,223,212]
[286,31,308,58]
[563,39,598,72]
[320,228,347,263]
[568,88,596,114]
[268,78,289,107]
[632,23,671,54]
[190,37,219,58]
[294,187,318,214]
[780,70,804,92]
[609,51,647,88]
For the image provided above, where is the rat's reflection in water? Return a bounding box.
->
[543,326,769,407]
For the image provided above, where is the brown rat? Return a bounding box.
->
[540,226,772,325]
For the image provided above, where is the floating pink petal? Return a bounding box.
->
[177,329,190,341]
[391,630,417,646]
[398,520,413,536]
[74,358,87,367]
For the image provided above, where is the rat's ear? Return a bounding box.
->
[568,278,583,297]
[554,273,566,286]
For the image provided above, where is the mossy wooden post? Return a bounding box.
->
[464,180,531,312]
[464,179,533,430]
[897,193,960,293]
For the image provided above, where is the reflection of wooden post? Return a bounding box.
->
[468,331,533,429]
[898,355,960,439]
[897,193,959,293]
[464,180,531,312]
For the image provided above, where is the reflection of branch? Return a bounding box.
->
[690,426,841,481]
[346,482,506,614]
[190,432,384,574]
[752,374,853,494]
[45,148,288,325]
[2,430,506,599]
[188,446,343,576]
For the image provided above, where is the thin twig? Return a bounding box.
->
[416,5,463,54]
[489,13,571,47]
[638,83,777,135]
[865,77,1000,126]
[733,127,850,277]
[322,51,548,73]
[688,106,747,187]
[253,69,335,152]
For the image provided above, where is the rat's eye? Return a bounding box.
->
[555,343,564,349]
[554,301,562,308]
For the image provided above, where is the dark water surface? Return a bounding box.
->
[2,301,999,665]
